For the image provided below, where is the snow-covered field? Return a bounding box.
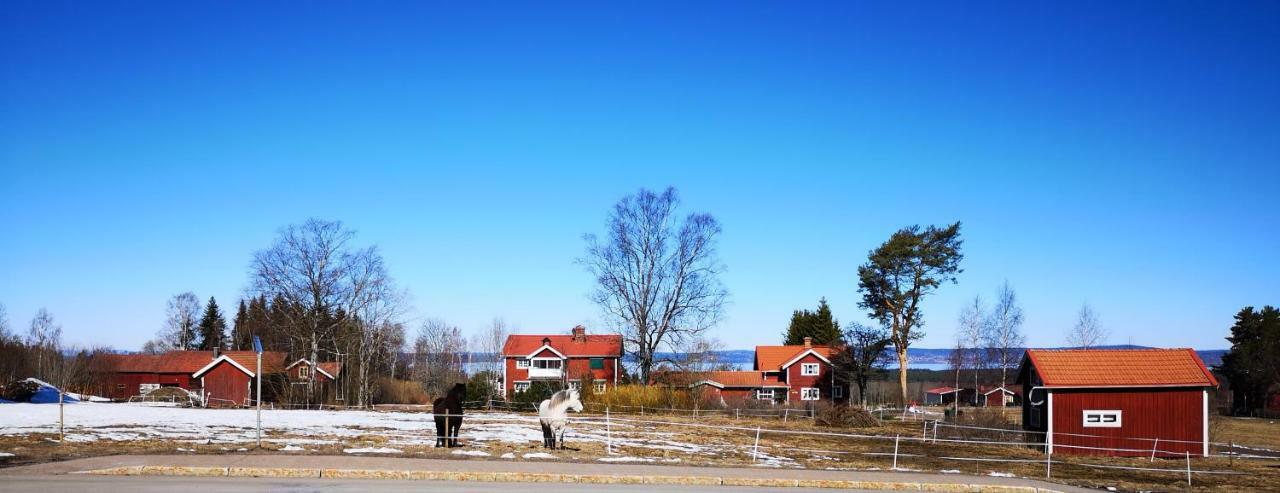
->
[0,402,738,460]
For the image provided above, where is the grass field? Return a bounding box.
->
[1,402,1277,492]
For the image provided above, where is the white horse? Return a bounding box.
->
[538,389,583,449]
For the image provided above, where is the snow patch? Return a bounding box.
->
[175,448,194,452]
[451,450,490,457]
[500,452,515,459]
[0,452,14,457]
[522,452,556,459]
[598,456,654,463]
[280,445,305,452]
[344,447,402,454]
[988,472,1015,477]
[940,469,961,474]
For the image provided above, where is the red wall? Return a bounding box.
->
[101,372,195,400]
[1051,388,1206,457]
[202,362,252,406]
[784,353,831,402]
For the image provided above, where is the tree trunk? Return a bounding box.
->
[896,348,909,406]
[59,390,65,441]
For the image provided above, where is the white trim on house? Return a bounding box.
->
[780,349,831,369]
[689,380,725,389]
[800,387,820,401]
[1202,390,1209,457]
[1046,391,1055,455]
[513,381,531,393]
[524,344,567,359]
[192,355,255,378]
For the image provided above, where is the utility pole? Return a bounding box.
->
[254,336,263,449]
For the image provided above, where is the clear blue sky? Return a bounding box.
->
[2,1,1277,352]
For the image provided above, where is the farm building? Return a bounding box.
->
[923,386,976,406]
[686,371,790,404]
[502,326,623,397]
[1017,348,1218,457]
[981,386,1020,407]
[655,337,846,404]
[99,349,291,405]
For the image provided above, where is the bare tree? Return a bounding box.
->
[44,346,92,441]
[157,292,201,351]
[471,317,511,398]
[341,245,405,407]
[1067,303,1107,349]
[251,219,360,395]
[957,296,987,405]
[832,322,891,407]
[413,319,467,398]
[580,187,728,383]
[27,307,63,379]
[983,282,1026,388]
[0,302,10,342]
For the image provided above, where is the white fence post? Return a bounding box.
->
[892,434,900,470]
[1046,443,1052,478]
[921,420,927,441]
[606,407,613,455]
[1185,451,1191,487]
[752,426,761,463]
[784,408,789,422]
[1150,438,1159,462]
[735,408,739,420]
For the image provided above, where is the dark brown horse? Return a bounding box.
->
[433,383,466,447]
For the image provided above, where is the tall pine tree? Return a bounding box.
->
[197,297,228,350]
[783,297,842,345]
[231,299,250,350]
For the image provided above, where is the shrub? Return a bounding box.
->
[374,378,430,405]
[814,403,879,427]
[589,384,695,412]
[0,379,38,402]
[465,371,499,403]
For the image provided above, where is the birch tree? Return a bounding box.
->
[27,308,62,379]
[580,187,728,383]
[158,292,201,351]
[1066,303,1107,348]
[471,317,510,398]
[957,295,986,405]
[983,282,1025,388]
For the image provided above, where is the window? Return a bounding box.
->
[298,366,310,378]
[756,389,775,400]
[516,358,530,369]
[800,363,820,376]
[1082,410,1122,428]
[832,386,844,399]
[594,379,607,393]
[590,358,604,370]
[801,388,820,401]
[567,381,581,391]
[514,381,530,393]
[532,359,562,369]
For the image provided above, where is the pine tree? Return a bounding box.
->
[232,299,249,350]
[197,297,228,350]
[783,297,842,345]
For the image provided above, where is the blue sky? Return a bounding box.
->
[2,1,1277,352]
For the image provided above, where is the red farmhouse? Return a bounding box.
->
[1017,348,1218,457]
[502,326,623,398]
[684,337,844,404]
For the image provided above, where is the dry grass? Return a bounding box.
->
[1212,416,1280,450]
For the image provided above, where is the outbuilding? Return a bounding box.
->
[1017,348,1218,457]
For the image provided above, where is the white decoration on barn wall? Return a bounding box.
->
[1082,410,1122,428]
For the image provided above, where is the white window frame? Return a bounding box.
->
[800,387,820,401]
[800,363,820,376]
[1082,410,1122,428]
[515,358,530,369]
[531,358,562,369]
[832,385,844,399]
[298,366,310,378]
[514,381,531,393]
[756,389,775,400]
[593,379,607,394]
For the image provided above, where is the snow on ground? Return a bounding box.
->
[598,456,654,463]
[344,447,402,454]
[0,452,14,457]
[280,445,305,452]
[451,450,490,457]
[522,452,556,459]
[988,471,1015,477]
[0,403,728,458]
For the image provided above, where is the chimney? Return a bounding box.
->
[803,337,812,348]
[213,347,221,358]
[542,337,552,346]
[572,325,586,342]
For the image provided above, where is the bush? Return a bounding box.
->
[814,403,879,427]
[0,379,38,402]
[374,378,430,405]
[509,380,558,407]
[465,371,499,403]
[590,384,695,411]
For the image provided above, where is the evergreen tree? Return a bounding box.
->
[197,297,228,350]
[1218,306,1280,415]
[231,299,250,350]
[783,297,842,345]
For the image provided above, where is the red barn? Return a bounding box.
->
[502,326,623,397]
[1017,348,1218,457]
[687,371,789,404]
[99,350,287,406]
[193,351,286,406]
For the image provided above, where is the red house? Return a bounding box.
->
[678,337,844,404]
[1017,348,1218,457]
[687,371,789,403]
[502,326,623,398]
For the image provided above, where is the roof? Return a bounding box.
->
[193,351,288,378]
[100,350,286,376]
[1020,348,1218,388]
[754,345,837,371]
[285,358,341,379]
[690,371,788,388]
[503,332,623,357]
[926,386,968,395]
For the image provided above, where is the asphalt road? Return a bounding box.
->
[0,475,890,492]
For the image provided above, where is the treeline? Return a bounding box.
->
[0,304,111,401]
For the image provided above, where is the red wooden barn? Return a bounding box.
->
[687,371,789,403]
[1017,348,1218,457]
[99,350,287,406]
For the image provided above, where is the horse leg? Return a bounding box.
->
[450,417,461,447]
[540,421,551,448]
[434,417,445,448]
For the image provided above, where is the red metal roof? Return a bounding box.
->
[503,332,623,357]
[692,371,788,388]
[1023,348,1218,388]
[754,345,836,370]
[101,350,286,375]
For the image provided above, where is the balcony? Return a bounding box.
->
[527,367,563,379]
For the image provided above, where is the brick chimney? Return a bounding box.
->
[571,325,586,342]
[803,337,812,348]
